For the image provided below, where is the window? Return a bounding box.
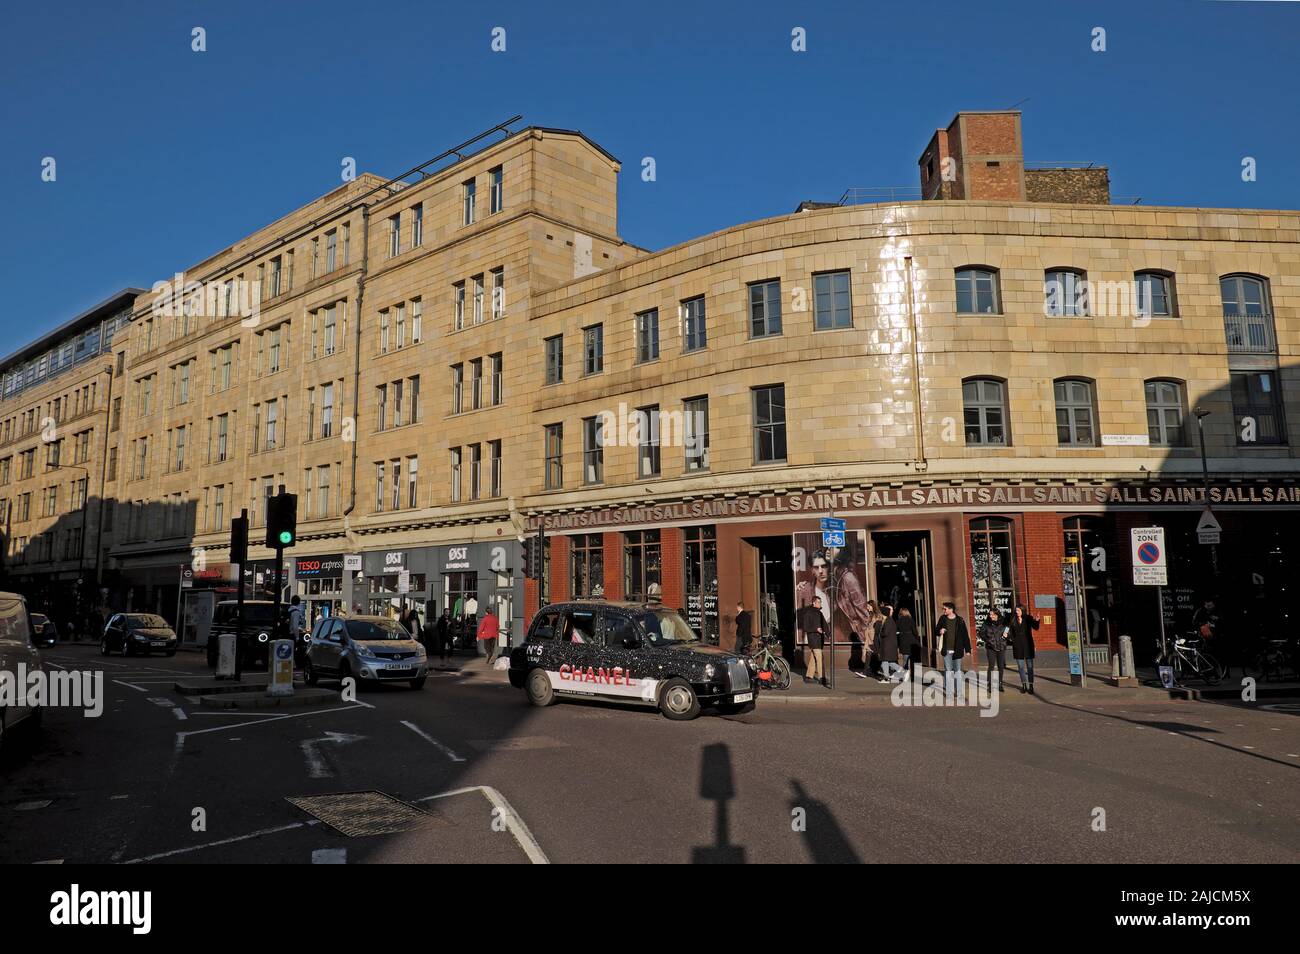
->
[1144,380,1186,447]
[375,462,385,511]
[411,298,422,344]
[265,399,279,450]
[323,304,338,355]
[408,375,420,423]
[395,303,406,349]
[469,443,482,500]
[453,282,465,331]
[544,335,563,385]
[682,396,710,471]
[681,296,707,352]
[1135,271,1173,318]
[407,456,418,509]
[326,230,338,272]
[955,267,999,314]
[970,517,1017,621]
[962,378,1009,446]
[391,459,401,511]
[748,279,782,338]
[489,165,503,214]
[636,405,660,478]
[1230,370,1286,445]
[491,268,505,320]
[318,464,332,517]
[179,362,190,403]
[1054,379,1096,446]
[752,385,787,463]
[450,447,462,502]
[490,353,503,405]
[451,364,463,414]
[544,424,563,490]
[462,178,476,225]
[624,530,661,602]
[216,414,229,461]
[470,359,483,411]
[635,309,660,363]
[321,383,334,438]
[1220,275,1275,353]
[268,256,283,297]
[388,214,401,257]
[582,416,604,484]
[376,384,387,430]
[489,440,502,497]
[1045,269,1089,317]
[268,325,282,373]
[472,275,484,325]
[380,310,390,354]
[570,534,604,599]
[412,204,423,247]
[583,324,603,375]
[813,271,852,330]
[174,425,187,469]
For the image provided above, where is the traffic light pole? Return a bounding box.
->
[232,509,249,682]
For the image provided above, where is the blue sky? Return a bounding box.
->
[1,0,1297,340]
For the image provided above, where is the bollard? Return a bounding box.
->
[267,639,295,697]
[1120,634,1136,678]
[216,632,237,679]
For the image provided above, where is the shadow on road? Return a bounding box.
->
[788,779,861,864]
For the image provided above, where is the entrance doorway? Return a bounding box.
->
[740,536,796,659]
[872,531,934,661]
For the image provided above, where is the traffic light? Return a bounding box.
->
[265,492,298,549]
[520,535,533,579]
[230,514,248,566]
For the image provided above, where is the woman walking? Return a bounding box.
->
[980,607,1009,692]
[877,603,902,682]
[895,607,921,680]
[1008,603,1041,694]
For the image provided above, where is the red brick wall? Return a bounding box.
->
[1021,511,1065,650]
[660,527,684,609]
[524,577,540,622]
[602,532,624,600]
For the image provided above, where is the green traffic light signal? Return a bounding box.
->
[279,531,293,545]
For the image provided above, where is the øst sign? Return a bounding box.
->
[1130,527,1167,586]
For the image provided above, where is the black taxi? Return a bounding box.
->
[508,600,757,720]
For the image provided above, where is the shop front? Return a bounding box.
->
[293,553,344,627]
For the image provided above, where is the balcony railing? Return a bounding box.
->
[1223,311,1276,353]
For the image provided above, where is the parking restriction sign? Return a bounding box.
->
[1130,527,1167,586]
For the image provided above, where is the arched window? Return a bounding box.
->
[1044,268,1088,317]
[1134,270,1174,318]
[970,517,1017,621]
[962,377,1010,446]
[1220,274,1275,352]
[955,267,1000,314]
[1054,378,1097,447]
[1144,379,1186,447]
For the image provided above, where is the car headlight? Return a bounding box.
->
[132,633,147,641]
[355,644,378,659]
[704,663,715,680]
[257,632,269,643]
[414,643,427,658]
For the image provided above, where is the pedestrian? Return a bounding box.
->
[437,608,452,661]
[287,595,306,642]
[980,607,1009,692]
[1007,603,1040,694]
[864,599,883,678]
[935,601,971,697]
[402,605,421,640]
[733,602,753,655]
[798,595,828,686]
[895,607,921,680]
[477,604,502,666]
[877,602,903,682]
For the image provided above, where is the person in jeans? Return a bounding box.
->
[1008,603,1040,694]
[980,607,1009,692]
[895,607,921,680]
[477,605,502,666]
[877,603,903,682]
[797,596,827,686]
[935,601,971,698]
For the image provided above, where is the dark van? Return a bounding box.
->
[508,600,756,720]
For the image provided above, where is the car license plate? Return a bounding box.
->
[733,692,753,703]
[388,664,412,671]
[151,641,166,648]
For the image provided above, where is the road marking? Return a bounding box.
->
[122,820,322,864]
[300,732,365,779]
[174,703,369,751]
[172,708,188,721]
[312,848,347,864]
[400,720,465,762]
[417,786,548,864]
[112,680,149,693]
[147,697,175,707]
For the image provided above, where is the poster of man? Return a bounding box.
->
[793,531,873,671]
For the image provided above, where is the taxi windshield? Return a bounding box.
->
[635,609,698,646]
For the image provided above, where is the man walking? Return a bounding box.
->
[935,601,971,699]
[477,604,502,666]
[437,607,452,661]
[287,595,306,643]
[733,602,753,655]
[798,595,828,686]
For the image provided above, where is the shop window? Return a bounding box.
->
[969,516,1017,622]
[1063,516,1111,646]
[684,526,718,640]
[624,529,661,602]
[570,534,604,598]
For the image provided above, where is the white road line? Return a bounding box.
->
[112,680,149,693]
[172,708,188,721]
[173,703,368,751]
[417,786,549,864]
[121,820,321,864]
[45,662,67,671]
[312,848,347,864]
[400,720,466,762]
[301,740,330,778]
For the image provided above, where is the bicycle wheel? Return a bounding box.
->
[770,655,791,690]
[1198,652,1223,686]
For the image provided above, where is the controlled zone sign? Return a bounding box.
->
[1130,527,1167,586]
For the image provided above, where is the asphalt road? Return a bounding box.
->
[3,645,1298,864]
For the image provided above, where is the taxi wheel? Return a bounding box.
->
[659,678,701,721]
[526,668,555,707]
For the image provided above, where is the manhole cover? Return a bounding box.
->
[287,791,445,837]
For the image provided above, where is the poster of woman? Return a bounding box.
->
[792,530,872,669]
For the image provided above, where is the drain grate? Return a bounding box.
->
[287,791,446,837]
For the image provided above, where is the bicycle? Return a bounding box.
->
[1155,632,1225,686]
[749,635,791,691]
[1246,636,1300,683]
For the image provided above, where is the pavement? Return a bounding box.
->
[3,643,1298,864]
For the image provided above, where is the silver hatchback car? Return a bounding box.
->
[304,616,428,690]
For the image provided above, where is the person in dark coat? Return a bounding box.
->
[935,601,971,697]
[436,608,453,662]
[734,602,753,655]
[877,603,901,682]
[980,608,1009,692]
[895,607,921,680]
[1007,603,1040,694]
[796,597,827,686]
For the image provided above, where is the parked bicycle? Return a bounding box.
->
[1155,632,1225,686]
[1245,636,1300,683]
[749,635,791,691]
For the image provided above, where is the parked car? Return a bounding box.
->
[101,613,178,657]
[28,613,58,648]
[0,591,43,751]
[304,615,428,690]
[205,600,290,669]
[508,600,757,720]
